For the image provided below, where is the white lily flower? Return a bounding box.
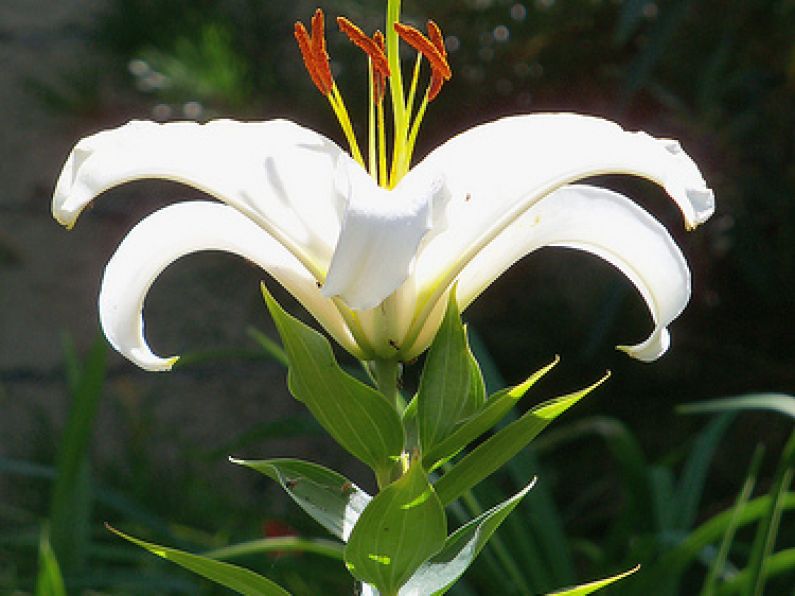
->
[52,11,714,371]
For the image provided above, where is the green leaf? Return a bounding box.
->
[49,335,107,572]
[423,356,559,471]
[672,413,734,530]
[702,445,765,596]
[35,527,66,596]
[678,393,795,420]
[418,290,479,456]
[465,341,487,411]
[107,525,290,595]
[400,480,536,595]
[232,457,370,542]
[247,326,289,367]
[635,493,795,590]
[714,548,795,595]
[745,430,795,596]
[203,536,345,561]
[434,374,608,505]
[548,565,640,595]
[262,285,404,477]
[345,460,446,594]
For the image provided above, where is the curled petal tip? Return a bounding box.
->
[616,328,671,363]
[685,187,716,228]
[129,349,180,372]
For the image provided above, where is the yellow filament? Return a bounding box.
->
[329,84,365,167]
[405,93,429,175]
[404,54,423,132]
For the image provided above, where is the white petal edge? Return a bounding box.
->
[53,119,350,279]
[408,113,713,298]
[99,201,360,371]
[452,184,691,361]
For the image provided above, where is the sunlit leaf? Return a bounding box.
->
[418,290,477,457]
[434,374,608,505]
[548,565,640,595]
[345,461,446,594]
[35,527,66,596]
[400,480,536,595]
[232,457,370,542]
[107,525,290,595]
[422,356,558,471]
[263,285,404,477]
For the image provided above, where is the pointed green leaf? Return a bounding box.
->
[35,527,66,596]
[548,565,639,595]
[678,393,795,420]
[50,335,107,572]
[400,480,536,595]
[434,374,609,505]
[203,536,345,561]
[418,290,477,456]
[702,445,764,596]
[423,356,559,471]
[465,340,486,410]
[345,461,446,594]
[746,429,795,596]
[232,457,370,542]
[107,525,290,595]
[262,285,403,477]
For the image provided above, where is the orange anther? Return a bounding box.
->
[294,9,333,96]
[372,30,388,103]
[426,21,447,101]
[337,17,391,79]
[427,20,446,58]
[393,22,452,81]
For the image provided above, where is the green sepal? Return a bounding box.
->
[107,525,290,596]
[423,356,559,471]
[262,285,403,477]
[434,373,610,505]
[417,289,482,458]
[399,479,537,595]
[548,565,640,595]
[231,457,370,542]
[345,460,446,594]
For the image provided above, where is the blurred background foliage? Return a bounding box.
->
[2,0,794,593]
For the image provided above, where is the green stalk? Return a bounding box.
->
[371,358,407,490]
[372,359,402,412]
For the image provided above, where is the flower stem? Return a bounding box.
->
[371,359,402,413]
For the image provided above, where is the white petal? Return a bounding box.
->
[455,185,691,361]
[100,201,360,371]
[321,159,442,310]
[408,113,714,294]
[53,119,351,277]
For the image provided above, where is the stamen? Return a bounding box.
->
[294,9,334,95]
[294,23,329,95]
[372,30,388,104]
[337,17,391,81]
[426,21,447,101]
[310,9,334,96]
[393,22,452,81]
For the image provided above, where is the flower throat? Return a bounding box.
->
[294,3,451,189]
